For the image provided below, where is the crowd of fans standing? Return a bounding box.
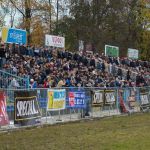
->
[0,43,149,89]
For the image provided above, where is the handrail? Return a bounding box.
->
[0,69,27,80]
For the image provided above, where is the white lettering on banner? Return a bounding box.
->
[105,92,115,103]
[141,95,149,105]
[10,32,23,42]
[93,92,103,104]
[17,100,38,117]
[0,101,7,121]
[76,99,84,105]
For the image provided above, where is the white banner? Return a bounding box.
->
[45,34,65,48]
[128,48,139,59]
[79,40,84,51]
[105,90,116,104]
[92,90,104,106]
[140,94,149,105]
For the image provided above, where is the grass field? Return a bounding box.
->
[0,113,150,150]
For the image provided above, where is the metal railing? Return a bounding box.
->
[0,70,29,89]
[0,86,150,130]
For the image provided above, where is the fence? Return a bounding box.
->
[0,86,150,130]
[0,70,29,89]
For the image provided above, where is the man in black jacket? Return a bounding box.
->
[0,43,6,68]
[0,43,6,57]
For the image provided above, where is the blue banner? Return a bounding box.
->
[67,91,86,108]
[2,27,27,44]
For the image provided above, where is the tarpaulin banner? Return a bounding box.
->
[79,40,84,51]
[128,48,139,59]
[127,96,140,112]
[67,91,86,108]
[119,90,128,113]
[140,93,149,105]
[105,45,119,57]
[92,90,104,107]
[45,34,65,48]
[14,91,41,122]
[2,27,27,44]
[104,90,116,105]
[0,91,9,126]
[47,89,66,111]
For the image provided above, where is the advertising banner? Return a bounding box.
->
[127,96,140,112]
[119,90,128,113]
[0,91,9,126]
[128,48,139,59]
[47,89,66,111]
[79,40,84,51]
[45,34,65,48]
[2,27,27,44]
[14,91,41,122]
[67,91,86,108]
[105,45,119,57]
[140,93,149,105]
[92,90,104,107]
[104,90,116,105]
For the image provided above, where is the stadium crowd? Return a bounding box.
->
[0,43,150,88]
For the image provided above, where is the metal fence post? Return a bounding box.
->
[70,108,72,120]
[116,88,119,114]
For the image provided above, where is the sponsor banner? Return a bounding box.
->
[104,90,116,105]
[45,34,65,48]
[127,96,140,112]
[14,91,41,121]
[2,27,27,44]
[119,90,128,113]
[92,90,104,107]
[128,48,139,59]
[105,45,119,57]
[0,91,9,126]
[140,93,149,105]
[67,91,86,108]
[47,89,66,111]
[79,40,84,51]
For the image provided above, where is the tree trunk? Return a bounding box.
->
[25,0,31,45]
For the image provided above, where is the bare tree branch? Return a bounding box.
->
[9,0,25,17]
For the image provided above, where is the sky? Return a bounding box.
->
[4,0,69,27]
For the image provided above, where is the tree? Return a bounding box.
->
[0,0,9,28]
[31,18,45,46]
[58,0,150,60]
[136,0,150,60]
[9,0,54,44]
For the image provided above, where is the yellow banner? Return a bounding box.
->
[2,27,8,42]
[47,89,66,110]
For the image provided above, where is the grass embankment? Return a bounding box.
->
[0,113,150,150]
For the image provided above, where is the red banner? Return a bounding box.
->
[0,91,9,126]
[69,92,75,107]
[119,91,128,113]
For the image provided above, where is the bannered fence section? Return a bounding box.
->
[0,87,150,129]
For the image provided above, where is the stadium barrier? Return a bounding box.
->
[0,70,30,89]
[0,86,150,130]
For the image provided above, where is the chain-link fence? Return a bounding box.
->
[0,86,150,130]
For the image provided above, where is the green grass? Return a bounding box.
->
[0,113,150,150]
